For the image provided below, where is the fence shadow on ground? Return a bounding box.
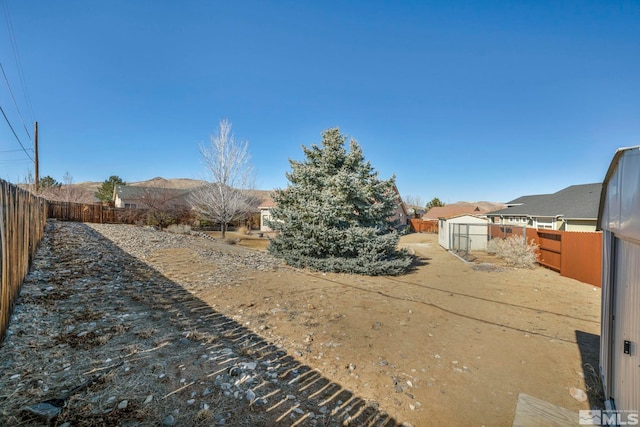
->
[4,221,400,426]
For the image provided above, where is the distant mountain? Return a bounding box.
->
[73,177,207,193]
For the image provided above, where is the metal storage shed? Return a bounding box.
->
[438,214,489,251]
[598,145,640,413]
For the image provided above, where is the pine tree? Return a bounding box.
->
[95,176,126,204]
[268,128,412,275]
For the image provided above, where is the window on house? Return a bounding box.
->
[536,218,554,229]
[125,203,137,209]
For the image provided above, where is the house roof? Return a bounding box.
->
[505,194,544,206]
[423,202,505,220]
[258,197,276,209]
[114,185,192,201]
[487,183,602,219]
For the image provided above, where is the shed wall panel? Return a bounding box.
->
[600,231,613,398]
[611,237,640,411]
[439,220,450,249]
[602,148,640,242]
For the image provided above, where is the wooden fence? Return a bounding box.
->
[532,229,602,288]
[0,180,48,342]
[48,201,147,224]
[488,224,602,287]
[409,219,439,233]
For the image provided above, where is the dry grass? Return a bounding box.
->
[487,236,539,268]
[583,363,605,403]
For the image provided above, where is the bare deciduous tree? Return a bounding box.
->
[139,185,190,230]
[403,194,425,208]
[189,119,255,238]
[38,172,94,203]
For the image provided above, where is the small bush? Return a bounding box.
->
[487,236,539,268]
[225,237,240,245]
[166,224,192,234]
[237,225,250,235]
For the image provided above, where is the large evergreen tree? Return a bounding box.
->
[268,128,412,275]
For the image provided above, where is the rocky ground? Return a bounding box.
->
[0,220,603,426]
[0,220,397,426]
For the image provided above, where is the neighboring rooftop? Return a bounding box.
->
[486,183,602,219]
[423,202,506,220]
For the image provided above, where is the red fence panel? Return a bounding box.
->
[560,231,602,287]
[410,219,438,233]
[527,229,602,287]
[490,225,602,287]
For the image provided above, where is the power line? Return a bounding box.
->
[0,148,33,153]
[0,62,31,141]
[2,0,35,121]
[0,103,33,161]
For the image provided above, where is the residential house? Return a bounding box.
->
[423,202,506,221]
[113,185,192,209]
[258,194,276,232]
[486,183,602,231]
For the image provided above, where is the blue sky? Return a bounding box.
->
[1,1,638,203]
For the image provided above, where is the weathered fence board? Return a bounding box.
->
[410,219,438,233]
[48,201,147,224]
[0,180,47,342]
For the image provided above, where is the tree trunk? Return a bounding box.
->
[221,222,226,239]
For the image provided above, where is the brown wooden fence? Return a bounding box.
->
[409,219,439,233]
[48,201,147,224]
[532,229,602,288]
[488,224,602,287]
[0,180,48,342]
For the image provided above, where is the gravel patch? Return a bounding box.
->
[0,220,398,426]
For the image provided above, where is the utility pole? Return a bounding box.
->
[34,121,39,192]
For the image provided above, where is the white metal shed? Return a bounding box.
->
[438,214,489,251]
[598,145,640,413]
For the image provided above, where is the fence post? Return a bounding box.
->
[465,224,470,257]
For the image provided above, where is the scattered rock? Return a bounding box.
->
[21,402,62,421]
[570,387,588,402]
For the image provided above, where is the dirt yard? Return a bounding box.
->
[0,222,602,426]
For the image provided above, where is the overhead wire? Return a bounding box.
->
[2,0,35,121]
[0,62,31,140]
[0,0,36,166]
[0,148,30,153]
[0,103,33,161]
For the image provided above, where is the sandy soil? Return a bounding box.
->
[0,224,602,426]
[152,231,603,426]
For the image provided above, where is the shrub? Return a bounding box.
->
[487,236,539,268]
[237,225,250,235]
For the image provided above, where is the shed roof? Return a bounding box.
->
[487,183,602,219]
[442,213,490,223]
[598,146,640,240]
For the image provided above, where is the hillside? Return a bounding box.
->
[73,177,206,193]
